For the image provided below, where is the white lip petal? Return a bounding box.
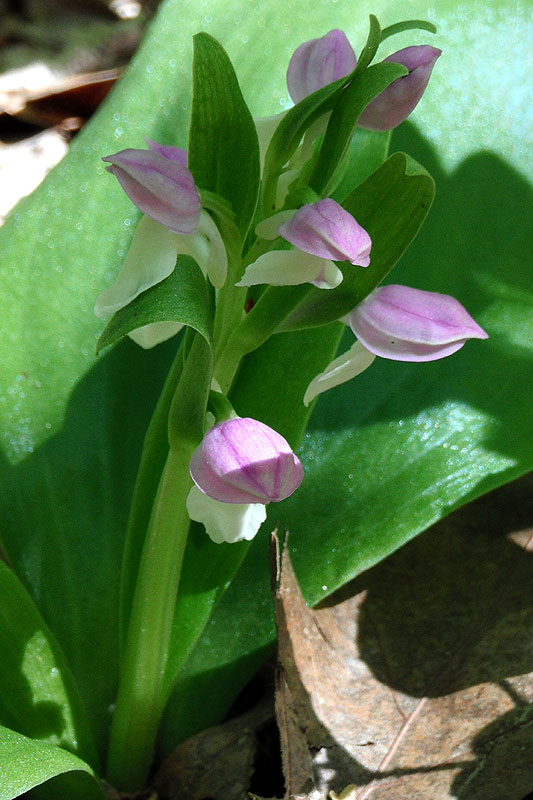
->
[186,486,267,544]
[94,216,178,318]
[171,228,210,274]
[127,321,184,349]
[236,248,341,289]
[311,259,343,289]
[303,340,376,406]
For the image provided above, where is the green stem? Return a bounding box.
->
[214,283,308,392]
[106,445,194,792]
[118,341,185,654]
[212,237,280,391]
[213,280,247,363]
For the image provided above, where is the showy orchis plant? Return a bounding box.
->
[93,17,487,792]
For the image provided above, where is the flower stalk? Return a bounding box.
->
[106,444,193,791]
[108,333,212,790]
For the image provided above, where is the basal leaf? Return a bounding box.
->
[0,724,103,800]
[0,338,176,755]
[0,561,98,769]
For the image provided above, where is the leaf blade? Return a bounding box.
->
[0,724,103,800]
[189,33,260,237]
[96,255,213,352]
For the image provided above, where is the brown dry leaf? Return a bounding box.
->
[274,474,533,800]
[0,68,121,128]
[153,699,272,800]
[102,781,156,800]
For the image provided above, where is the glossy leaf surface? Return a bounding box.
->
[0,724,103,800]
[0,561,97,768]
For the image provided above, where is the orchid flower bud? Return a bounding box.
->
[358,46,441,131]
[145,138,188,166]
[303,285,487,405]
[189,418,304,505]
[102,146,201,233]
[279,199,371,266]
[95,139,228,347]
[287,29,357,104]
[349,284,488,361]
[237,199,371,289]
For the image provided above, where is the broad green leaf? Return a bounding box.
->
[0,561,98,769]
[309,62,407,195]
[0,338,176,755]
[96,255,213,352]
[0,724,103,800]
[189,33,260,237]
